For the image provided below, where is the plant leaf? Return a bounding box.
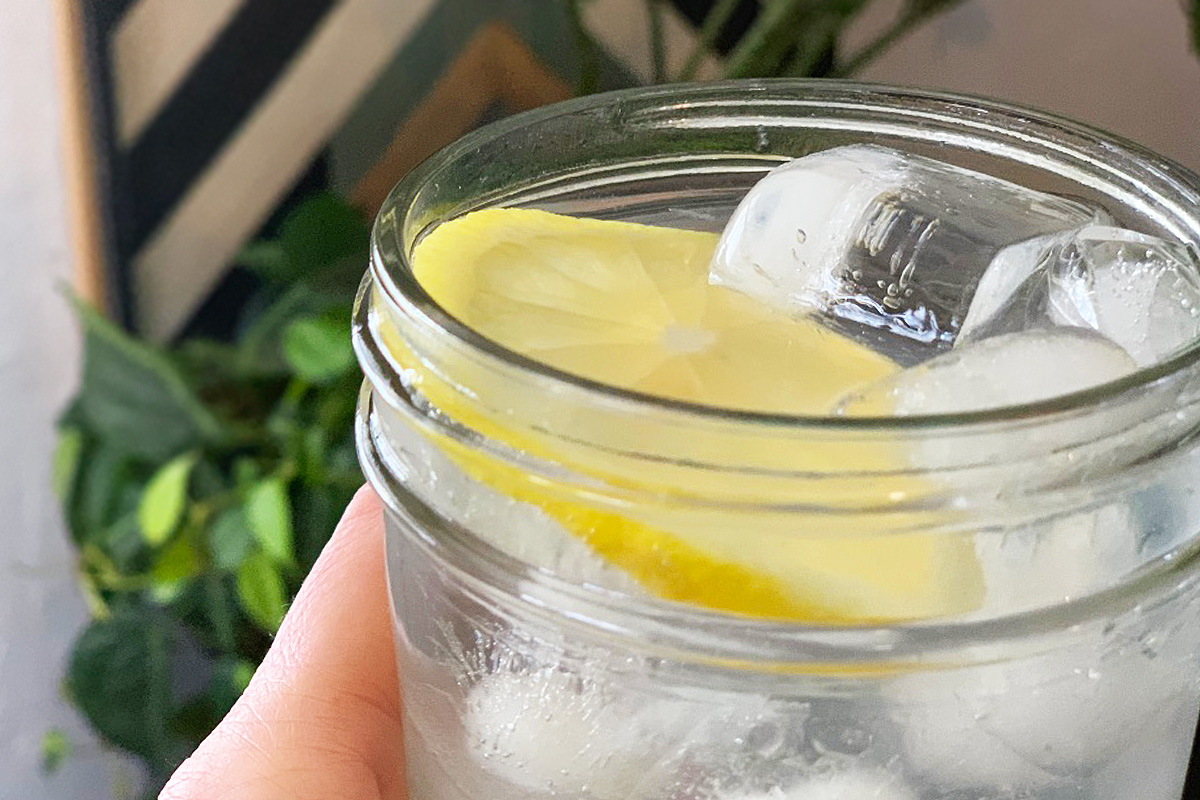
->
[833,0,963,76]
[277,193,370,280]
[722,0,813,78]
[677,0,741,80]
[176,338,266,388]
[292,486,344,570]
[201,572,239,652]
[236,284,336,376]
[75,301,220,461]
[149,531,203,603]
[73,444,138,544]
[904,0,962,14]
[236,552,287,633]
[53,427,84,502]
[40,729,71,775]
[237,240,290,282]
[325,435,363,490]
[245,478,294,563]
[233,457,265,489]
[297,426,328,486]
[102,512,150,575]
[209,656,255,717]
[189,455,229,500]
[646,0,667,83]
[565,0,601,94]
[283,316,355,383]
[168,654,257,746]
[167,696,224,753]
[207,505,256,571]
[67,609,172,764]
[138,454,196,546]
[231,659,255,692]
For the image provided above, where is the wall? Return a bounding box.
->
[856,0,1200,173]
[0,2,129,798]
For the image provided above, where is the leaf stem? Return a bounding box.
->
[80,544,150,592]
[647,0,668,83]
[678,0,741,81]
[565,0,600,95]
[833,2,958,77]
[779,13,839,77]
[76,568,111,620]
[1191,0,1200,57]
[721,0,811,79]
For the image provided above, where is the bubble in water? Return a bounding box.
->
[806,717,873,757]
[741,720,786,758]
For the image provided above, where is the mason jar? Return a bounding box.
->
[353,81,1200,800]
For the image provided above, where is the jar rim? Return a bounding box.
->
[371,78,1200,432]
[358,387,1200,664]
[362,82,1200,654]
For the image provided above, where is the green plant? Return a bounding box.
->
[55,1,987,791]
[565,0,972,89]
[56,194,368,787]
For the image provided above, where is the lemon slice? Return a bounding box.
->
[385,208,982,621]
[414,209,894,413]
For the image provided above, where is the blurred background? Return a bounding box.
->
[2,0,1199,797]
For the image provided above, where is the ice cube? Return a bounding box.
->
[893,549,1200,791]
[465,673,800,800]
[711,145,1103,359]
[714,769,916,800]
[465,669,691,799]
[894,629,1196,791]
[956,229,1078,341]
[836,327,1136,416]
[975,504,1141,615]
[961,226,1200,366]
[894,668,1057,792]
[981,656,1191,776]
[1092,699,1200,800]
[836,329,1144,617]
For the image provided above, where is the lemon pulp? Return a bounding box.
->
[387,208,982,621]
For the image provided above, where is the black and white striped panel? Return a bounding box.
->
[83,0,433,339]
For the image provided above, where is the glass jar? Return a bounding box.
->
[354,81,1200,800]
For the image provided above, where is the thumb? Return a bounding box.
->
[161,485,405,799]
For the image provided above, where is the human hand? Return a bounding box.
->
[161,486,406,799]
